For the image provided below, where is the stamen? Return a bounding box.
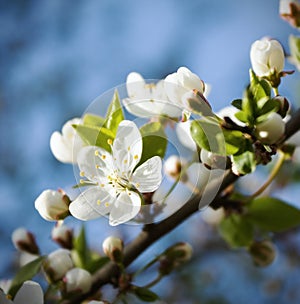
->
[95,150,100,156]
[101,155,106,160]
[127,146,131,151]
[107,139,113,145]
[105,202,110,207]
[97,200,101,205]
[124,159,128,164]
[100,183,105,187]
[134,154,139,160]
[79,171,85,177]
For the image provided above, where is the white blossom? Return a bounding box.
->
[34,189,70,221]
[69,120,162,226]
[123,72,182,118]
[44,249,74,282]
[50,118,85,164]
[0,281,43,304]
[64,268,92,294]
[250,38,285,77]
[217,106,245,127]
[256,112,285,144]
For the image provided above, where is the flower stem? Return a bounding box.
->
[143,274,164,289]
[273,87,279,96]
[249,151,285,199]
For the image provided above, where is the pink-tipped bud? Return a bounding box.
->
[12,228,39,255]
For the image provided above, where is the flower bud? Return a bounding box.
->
[249,240,276,267]
[51,224,73,249]
[43,249,74,282]
[159,242,193,275]
[102,236,124,263]
[35,189,70,221]
[11,228,39,255]
[163,155,187,182]
[181,90,213,116]
[50,117,85,164]
[63,268,92,294]
[165,67,206,104]
[250,38,285,78]
[272,95,290,118]
[200,149,227,170]
[255,112,285,144]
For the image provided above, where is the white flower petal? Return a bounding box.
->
[113,120,142,175]
[69,187,115,221]
[14,281,43,304]
[50,118,84,164]
[77,146,113,183]
[126,72,146,98]
[132,156,162,193]
[109,191,141,226]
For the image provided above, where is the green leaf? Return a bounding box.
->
[104,90,125,135]
[231,99,242,110]
[289,35,300,67]
[219,214,254,248]
[190,119,225,154]
[256,98,279,122]
[249,69,271,101]
[247,197,300,232]
[223,129,247,155]
[232,150,256,175]
[83,113,105,127]
[134,287,159,302]
[72,226,89,268]
[8,256,45,299]
[139,122,167,164]
[73,124,114,152]
[86,256,110,274]
[234,111,249,124]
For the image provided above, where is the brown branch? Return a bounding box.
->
[62,108,300,304]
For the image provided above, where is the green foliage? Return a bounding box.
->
[247,197,300,232]
[190,119,225,154]
[219,214,254,248]
[134,287,159,302]
[104,90,125,136]
[222,129,248,155]
[72,226,109,273]
[139,122,167,164]
[73,124,114,152]
[289,35,300,68]
[8,256,45,299]
[232,150,256,175]
[83,113,106,127]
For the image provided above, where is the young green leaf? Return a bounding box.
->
[83,113,106,127]
[219,214,254,248]
[190,119,225,154]
[231,99,243,110]
[73,124,114,152]
[232,150,256,175]
[139,122,167,165]
[8,256,45,299]
[249,69,271,101]
[104,90,125,135]
[223,129,247,155]
[72,226,89,268]
[134,287,159,302]
[247,197,300,232]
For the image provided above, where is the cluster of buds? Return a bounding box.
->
[158,242,193,275]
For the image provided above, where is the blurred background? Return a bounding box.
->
[1,0,300,303]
